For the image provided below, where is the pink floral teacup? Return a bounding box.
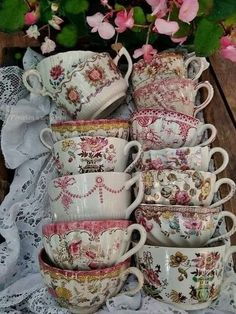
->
[133,79,214,117]
[130,109,217,150]
[39,249,144,314]
[138,169,235,208]
[131,51,205,90]
[48,172,144,221]
[134,243,236,311]
[135,204,236,247]
[23,48,132,119]
[43,220,146,270]
[41,135,142,175]
[133,146,229,175]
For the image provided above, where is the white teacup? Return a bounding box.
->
[48,172,144,221]
[41,135,142,175]
[133,146,229,175]
[139,169,235,208]
[23,48,132,119]
[133,79,214,117]
[134,242,236,311]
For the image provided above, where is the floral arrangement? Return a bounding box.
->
[1,0,236,62]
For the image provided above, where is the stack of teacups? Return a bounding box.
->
[23,48,147,313]
[129,51,236,310]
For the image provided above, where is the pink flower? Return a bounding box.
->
[86,250,96,259]
[68,240,81,255]
[171,36,187,44]
[192,252,220,270]
[41,37,56,54]
[144,269,161,286]
[179,0,199,24]
[24,11,39,25]
[133,44,157,63]
[137,215,153,232]
[86,13,115,40]
[115,9,134,33]
[150,158,165,170]
[61,194,73,209]
[183,219,202,231]
[155,18,179,36]
[220,36,236,63]
[175,190,191,205]
[146,0,168,18]
[80,137,108,153]
[50,65,64,80]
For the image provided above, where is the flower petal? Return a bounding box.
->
[179,0,199,24]
[155,18,179,35]
[171,36,187,44]
[133,47,145,59]
[86,13,104,28]
[221,44,236,62]
[98,22,115,39]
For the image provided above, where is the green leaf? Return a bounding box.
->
[146,14,156,23]
[198,0,214,17]
[115,3,125,11]
[56,24,78,47]
[40,0,52,24]
[0,0,28,33]
[224,12,236,26]
[194,18,224,57]
[174,21,190,37]
[133,6,146,25]
[208,0,236,21]
[66,12,88,37]
[63,0,89,14]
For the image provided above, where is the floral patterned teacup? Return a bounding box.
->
[43,220,146,270]
[135,204,236,247]
[131,51,205,90]
[139,170,235,208]
[130,109,217,150]
[133,79,214,117]
[41,135,142,175]
[41,118,130,142]
[23,47,132,119]
[134,243,236,311]
[48,172,144,221]
[133,146,229,175]
[39,249,144,314]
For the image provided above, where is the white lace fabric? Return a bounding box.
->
[0,48,235,314]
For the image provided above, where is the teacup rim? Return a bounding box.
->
[139,169,216,178]
[133,51,184,67]
[39,248,130,277]
[136,204,221,214]
[43,219,133,236]
[51,118,129,128]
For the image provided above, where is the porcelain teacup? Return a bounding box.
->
[130,109,217,150]
[41,135,142,175]
[135,204,236,247]
[133,146,229,175]
[48,172,144,221]
[134,242,236,311]
[43,220,147,270]
[39,249,144,314]
[139,169,235,208]
[131,51,205,90]
[23,48,132,119]
[133,79,214,117]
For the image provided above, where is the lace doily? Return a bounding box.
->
[0,48,235,314]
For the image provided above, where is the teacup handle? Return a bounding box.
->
[206,211,236,245]
[113,47,133,85]
[193,81,214,117]
[118,267,144,296]
[209,147,229,175]
[210,178,236,208]
[197,124,217,147]
[124,141,142,173]
[40,128,53,150]
[125,173,144,219]
[184,56,205,81]
[116,224,146,264]
[22,69,52,97]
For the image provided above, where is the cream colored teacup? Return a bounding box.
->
[23,48,132,119]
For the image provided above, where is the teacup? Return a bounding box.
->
[130,109,217,150]
[134,242,236,310]
[41,118,130,143]
[48,172,144,221]
[43,220,147,270]
[41,136,142,175]
[133,79,214,117]
[23,47,132,119]
[139,170,235,208]
[133,146,229,175]
[135,204,236,247]
[39,249,144,314]
[131,51,205,90]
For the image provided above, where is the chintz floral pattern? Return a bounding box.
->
[135,245,225,308]
[49,62,65,87]
[141,170,214,206]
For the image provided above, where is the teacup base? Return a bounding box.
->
[166,299,213,311]
[58,302,100,314]
[92,92,126,119]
